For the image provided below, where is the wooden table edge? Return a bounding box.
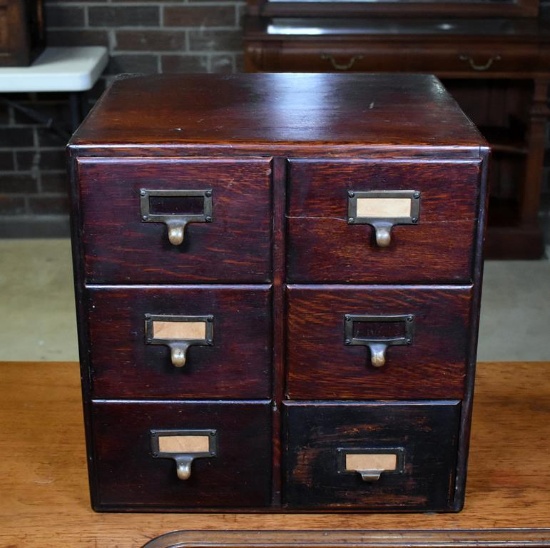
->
[143,528,550,548]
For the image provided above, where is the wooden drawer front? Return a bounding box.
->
[86,286,272,399]
[275,42,539,75]
[286,285,472,400]
[283,401,461,511]
[76,158,272,284]
[287,159,482,284]
[91,401,272,510]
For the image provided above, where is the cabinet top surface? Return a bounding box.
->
[252,15,550,38]
[70,73,486,152]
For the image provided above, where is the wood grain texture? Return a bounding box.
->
[85,286,272,399]
[68,74,485,151]
[1,361,550,547]
[90,400,272,510]
[282,401,461,510]
[146,528,550,548]
[270,157,289,506]
[286,159,482,284]
[286,285,473,400]
[76,158,273,284]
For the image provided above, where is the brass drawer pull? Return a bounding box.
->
[320,54,364,71]
[459,54,501,71]
[145,314,214,367]
[167,221,184,246]
[348,190,421,247]
[151,429,217,480]
[344,314,415,368]
[140,189,213,246]
[338,448,405,482]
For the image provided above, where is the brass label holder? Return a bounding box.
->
[151,429,217,481]
[145,314,214,367]
[344,313,415,368]
[347,190,421,247]
[140,188,213,245]
[337,448,405,482]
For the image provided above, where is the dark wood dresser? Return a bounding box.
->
[68,73,488,512]
[243,0,550,259]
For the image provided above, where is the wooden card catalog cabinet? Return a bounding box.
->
[68,72,488,512]
[0,0,45,66]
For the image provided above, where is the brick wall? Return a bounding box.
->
[46,0,245,74]
[0,0,245,237]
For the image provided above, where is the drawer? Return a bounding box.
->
[85,286,272,399]
[90,401,272,510]
[287,159,482,283]
[283,401,461,511]
[275,42,540,76]
[286,285,473,400]
[75,158,272,284]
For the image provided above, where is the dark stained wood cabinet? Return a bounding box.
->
[283,402,462,510]
[244,0,550,259]
[68,73,488,512]
[0,0,45,66]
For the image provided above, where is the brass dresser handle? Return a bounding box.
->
[320,54,364,71]
[344,314,415,368]
[170,343,189,368]
[151,430,217,481]
[140,188,213,246]
[348,190,421,248]
[145,314,214,367]
[369,343,388,368]
[372,224,392,248]
[166,220,185,246]
[459,54,501,71]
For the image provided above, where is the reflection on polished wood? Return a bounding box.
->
[244,7,550,259]
[1,361,549,547]
[246,0,540,18]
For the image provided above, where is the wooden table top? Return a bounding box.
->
[1,361,549,547]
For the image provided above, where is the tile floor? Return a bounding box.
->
[0,238,549,362]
